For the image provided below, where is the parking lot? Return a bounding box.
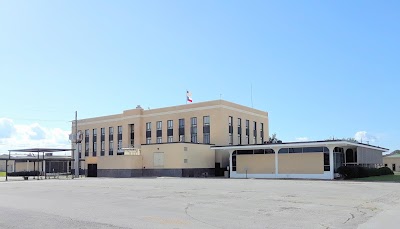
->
[0,178,399,228]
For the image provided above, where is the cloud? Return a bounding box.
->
[295,137,309,142]
[354,131,377,143]
[0,118,16,138]
[0,118,71,155]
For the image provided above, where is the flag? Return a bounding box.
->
[186,90,193,103]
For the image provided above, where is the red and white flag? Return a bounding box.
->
[186,90,193,103]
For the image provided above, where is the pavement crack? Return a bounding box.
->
[185,203,222,229]
[343,213,355,224]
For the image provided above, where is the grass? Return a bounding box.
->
[0,172,6,177]
[353,173,400,182]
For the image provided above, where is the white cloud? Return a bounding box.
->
[0,118,71,155]
[0,118,16,138]
[354,131,377,143]
[295,137,309,142]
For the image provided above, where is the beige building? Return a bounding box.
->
[383,154,400,172]
[73,100,269,177]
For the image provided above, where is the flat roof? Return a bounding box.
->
[8,148,74,153]
[211,140,389,152]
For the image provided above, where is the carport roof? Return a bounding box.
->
[211,140,389,152]
[8,148,74,153]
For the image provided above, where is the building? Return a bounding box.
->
[212,140,388,180]
[73,100,269,177]
[383,153,400,172]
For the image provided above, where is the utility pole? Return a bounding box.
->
[74,111,79,178]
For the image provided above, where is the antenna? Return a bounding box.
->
[251,83,253,108]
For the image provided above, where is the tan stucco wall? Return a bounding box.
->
[278,153,324,174]
[97,155,142,169]
[383,157,400,171]
[73,100,269,164]
[236,154,275,174]
[141,143,214,169]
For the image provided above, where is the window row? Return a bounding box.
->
[229,117,264,145]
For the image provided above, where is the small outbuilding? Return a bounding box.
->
[212,140,388,180]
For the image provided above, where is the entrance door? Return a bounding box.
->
[87,164,97,177]
[393,164,396,172]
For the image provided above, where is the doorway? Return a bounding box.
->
[393,164,396,172]
[87,164,97,177]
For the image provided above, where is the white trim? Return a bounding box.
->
[230,171,333,180]
[77,104,268,126]
[211,141,388,152]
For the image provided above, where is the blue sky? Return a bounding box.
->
[0,1,399,153]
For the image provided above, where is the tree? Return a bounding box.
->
[268,133,281,143]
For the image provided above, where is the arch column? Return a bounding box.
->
[327,146,335,179]
[271,146,281,177]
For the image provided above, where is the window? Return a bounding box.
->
[232,151,237,171]
[93,142,97,157]
[101,128,105,136]
[118,140,122,151]
[191,117,197,143]
[246,120,250,144]
[146,122,152,144]
[253,121,257,144]
[85,142,89,156]
[109,140,114,155]
[260,123,264,143]
[118,126,122,134]
[167,120,173,129]
[228,116,233,145]
[146,122,151,131]
[203,116,210,144]
[238,118,242,145]
[117,140,123,155]
[78,143,82,159]
[109,127,114,135]
[101,141,105,156]
[179,119,185,142]
[92,129,97,157]
[156,121,162,143]
[167,120,173,142]
[85,129,89,138]
[129,124,134,146]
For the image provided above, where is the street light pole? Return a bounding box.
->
[74,111,79,178]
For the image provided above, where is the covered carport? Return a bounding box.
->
[2,148,78,181]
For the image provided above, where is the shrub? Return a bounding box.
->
[378,167,394,175]
[337,166,392,179]
[7,171,40,177]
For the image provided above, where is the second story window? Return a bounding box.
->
[130,124,134,146]
[156,121,162,143]
[179,118,185,142]
[246,120,250,144]
[109,140,114,156]
[85,142,89,157]
[228,116,233,145]
[238,118,242,145]
[260,123,264,143]
[146,122,151,144]
[203,116,210,144]
[191,117,197,143]
[167,120,173,142]
[253,121,257,144]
